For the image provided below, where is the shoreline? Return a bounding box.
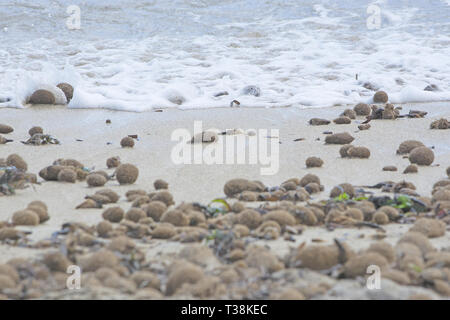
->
[2,99,450,113]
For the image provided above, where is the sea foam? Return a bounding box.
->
[0,0,449,111]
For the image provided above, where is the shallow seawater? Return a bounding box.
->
[0,0,449,111]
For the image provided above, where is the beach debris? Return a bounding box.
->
[106,156,121,168]
[154,179,168,190]
[354,103,371,116]
[325,132,354,144]
[86,173,107,187]
[76,199,102,209]
[0,135,13,144]
[0,124,14,134]
[165,263,204,296]
[28,126,43,136]
[56,83,74,103]
[115,164,139,185]
[55,159,84,168]
[12,209,40,226]
[344,252,388,278]
[430,118,449,130]
[347,146,371,159]
[383,166,397,172]
[423,84,440,92]
[22,134,60,145]
[373,91,388,103]
[404,164,418,174]
[28,90,56,105]
[120,136,135,148]
[305,157,324,168]
[372,211,389,225]
[57,168,77,183]
[424,84,439,92]
[27,202,49,223]
[102,207,124,223]
[214,91,229,97]
[161,209,189,227]
[309,118,330,126]
[330,183,355,199]
[6,154,27,171]
[382,104,396,119]
[235,209,267,230]
[142,202,167,222]
[241,85,261,97]
[333,116,351,124]
[397,140,425,155]
[293,138,305,142]
[398,231,435,255]
[341,109,356,119]
[93,189,119,204]
[410,218,446,238]
[190,131,218,144]
[0,166,32,195]
[339,145,352,158]
[409,147,434,166]
[125,208,146,223]
[230,100,240,107]
[358,123,371,130]
[290,242,353,271]
[407,110,428,118]
[363,82,379,91]
[223,179,264,198]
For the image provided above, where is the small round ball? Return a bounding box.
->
[102,207,125,223]
[409,147,434,166]
[142,201,167,221]
[96,221,113,238]
[397,140,425,155]
[57,168,77,183]
[120,137,135,148]
[403,164,418,174]
[106,157,121,169]
[153,179,169,190]
[373,91,388,103]
[354,103,371,116]
[305,157,324,168]
[12,210,40,226]
[6,154,28,171]
[115,164,139,185]
[372,211,389,225]
[125,208,146,223]
[56,83,74,103]
[87,173,107,187]
[339,144,353,158]
[28,126,43,136]
[347,146,370,159]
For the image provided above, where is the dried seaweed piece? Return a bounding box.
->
[21,133,60,145]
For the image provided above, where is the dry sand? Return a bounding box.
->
[0,102,449,299]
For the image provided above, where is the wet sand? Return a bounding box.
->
[0,102,449,299]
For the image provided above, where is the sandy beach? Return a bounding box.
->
[0,101,449,299]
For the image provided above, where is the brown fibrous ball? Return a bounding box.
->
[115,164,139,185]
